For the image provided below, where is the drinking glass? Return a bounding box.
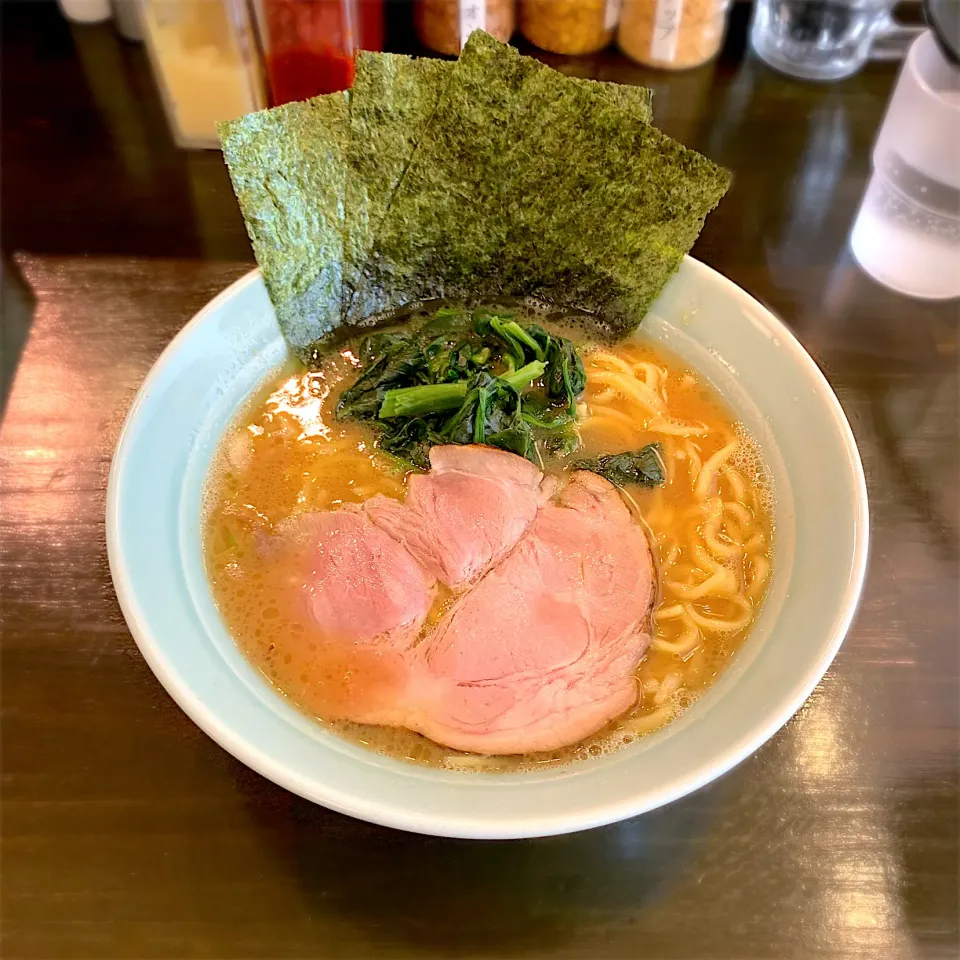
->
[850,30,960,299]
[750,0,923,81]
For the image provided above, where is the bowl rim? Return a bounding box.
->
[106,257,870,838]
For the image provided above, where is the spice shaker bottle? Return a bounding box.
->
[253,0,384,105]
[415,0,516,55]
[57,0,111,23]
[141,0,266,148]
[520,0,621,55]
[111,0,143,41]
[619,0,732,70]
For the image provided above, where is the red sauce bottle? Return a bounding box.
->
[260,0,384,104]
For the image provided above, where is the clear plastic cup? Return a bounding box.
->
[850,30,960,300]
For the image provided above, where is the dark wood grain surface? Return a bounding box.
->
[2,3,958,959]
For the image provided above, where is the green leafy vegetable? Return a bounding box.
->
[441,373,531,458]
[502,360,548,392]
[335,331,425,420]
[336,305,583,466]
[379,360,545,419]
[543,426,582,458]
[379,381,468,420]
[544,336,587,415]
[574,445,666,487]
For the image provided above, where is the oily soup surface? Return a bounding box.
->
[203,325,774,772]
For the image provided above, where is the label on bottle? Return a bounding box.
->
[649,0,685,62]
[604,0,622,31]
[460,1,486,48]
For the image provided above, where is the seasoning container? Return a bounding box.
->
[254,0,384,105]
[111,0,143,41]
[519,0,621,56]
[141,0,266,148]
[415,0,516,56]
[57,0,111,23]
[618,0,731,70]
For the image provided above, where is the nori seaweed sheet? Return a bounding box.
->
[348,31,725,336]
[343,53,451,321]
[342,54,652,326]
[345,33,545,324]
[219,31,726,354]
[218,94,348,358]
[342,50,654,330]
[497,68,729,333]
[588,79,653,123]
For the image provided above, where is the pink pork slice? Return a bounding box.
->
[364,444,552,588]
[262,509,434,727]
[403,471,656,755]
[275,509,433,649]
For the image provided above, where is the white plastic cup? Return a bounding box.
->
[850,30,960,300]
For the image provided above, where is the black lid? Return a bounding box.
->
[925,0,960,66]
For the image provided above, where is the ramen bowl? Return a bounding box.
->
[106,257,868,839]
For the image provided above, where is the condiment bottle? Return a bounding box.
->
[519,0,621,56]
[256,0,384,105]
[618,0,731,70]
[141,0,266,148]
[57,0,111,23]
[415,0,516,56]
[111,0,143,41]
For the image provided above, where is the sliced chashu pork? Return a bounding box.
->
[266,448,655,753]
[276,509,433,649]
[259,510,433,727]
[268,445,550,647]
[404,471,656,754]
[258,447,551,726]
[364,445,553,588]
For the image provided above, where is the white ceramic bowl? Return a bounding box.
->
[106,258,868,839]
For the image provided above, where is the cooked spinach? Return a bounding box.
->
[545,336,587,415]
[574,444,666,488]
[379,360,545,419]
[336,306,584,467]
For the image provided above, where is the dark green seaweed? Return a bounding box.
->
[345,34,543,324]
[346,32,728,336]
[218,95,348,360]
[344,53,451,321]
[495,65,729,333]
[574,445,666,487]
[220,31,727,358]
[342,52,653,331]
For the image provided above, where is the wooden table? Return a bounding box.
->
[2,5,957,959]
